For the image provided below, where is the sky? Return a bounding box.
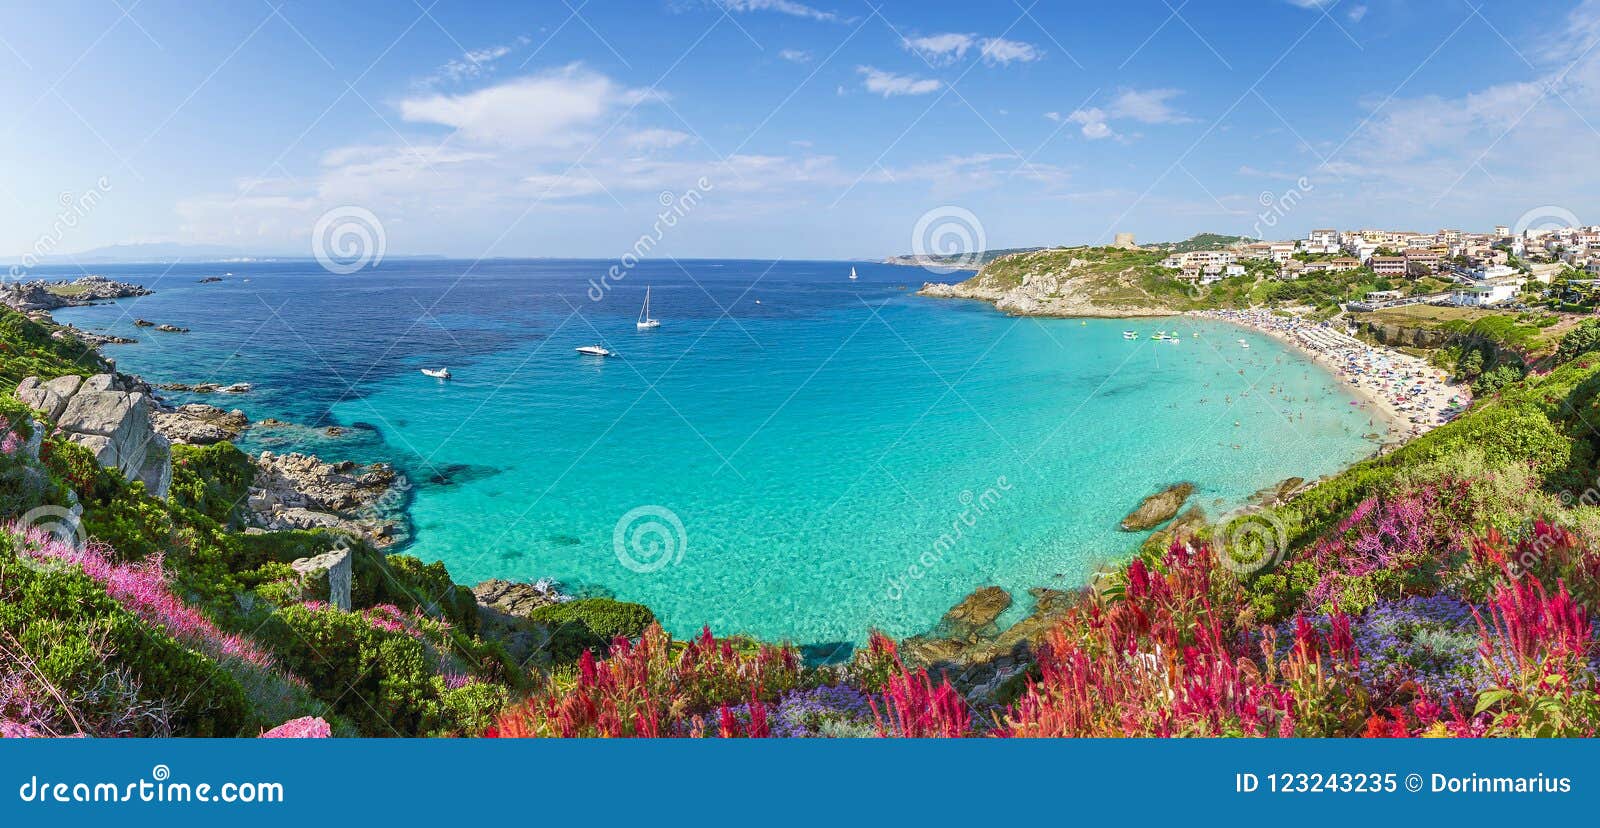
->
[2,0,1599,263]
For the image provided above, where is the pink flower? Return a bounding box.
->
[259,716,332,738]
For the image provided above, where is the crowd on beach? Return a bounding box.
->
[1199,309,1470,440]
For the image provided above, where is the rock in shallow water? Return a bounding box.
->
[1119,482,1195,531]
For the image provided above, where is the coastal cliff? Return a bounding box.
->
[918,246,1183,317]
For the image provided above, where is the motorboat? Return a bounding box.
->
[576,345,613,357]
[420,368,451,379]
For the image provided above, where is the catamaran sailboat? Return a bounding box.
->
[637,286,660,330]
[849,267,858,280]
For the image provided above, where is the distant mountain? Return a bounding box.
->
[17,242,265,264]
[9,242,446,265]
[882,247,1048,270]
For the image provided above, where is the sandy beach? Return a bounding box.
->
[1196,309,1471,445]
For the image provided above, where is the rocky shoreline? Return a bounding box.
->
[918,278,1174,318]
[0,275,152,312]
[7,283,578,633]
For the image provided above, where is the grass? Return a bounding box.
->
[1356,305,1579,359]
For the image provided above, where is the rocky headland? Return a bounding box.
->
[918,247,1179,318]
[0,275,151,312]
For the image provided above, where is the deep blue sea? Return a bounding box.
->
[45,259,1385,648]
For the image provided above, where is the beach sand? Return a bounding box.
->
[1195,309,1471,448]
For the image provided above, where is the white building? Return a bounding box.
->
[1451,279,1522,307]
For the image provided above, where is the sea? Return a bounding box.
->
[43,258,1385,651]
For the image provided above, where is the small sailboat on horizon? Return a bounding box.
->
[849,266,858,281]
[636,285,660,330]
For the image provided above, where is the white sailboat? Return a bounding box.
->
[636,285,660,330]
[849,266,858,281]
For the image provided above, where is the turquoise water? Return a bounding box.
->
[50,260,1384,647]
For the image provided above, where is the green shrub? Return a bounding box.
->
[0,308,108,385]
[169,442,256,526]
[359,551,480,636]
[258,603,496,736]
[1557,319,1600,363]
[0,538,250,736]
[524,598,657,663]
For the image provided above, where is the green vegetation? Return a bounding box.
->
[0,534,251,736]
[524,598,658,663]
[1147,232,1254,253]
[0,308,107,385]
[259,602,506,736]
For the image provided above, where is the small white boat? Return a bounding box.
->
[636,285,660,330]
[1123,330,1138,340]
[754,299,761,304]
[849,267,858,281]
[576,345,613,357]
[420,368,451,379]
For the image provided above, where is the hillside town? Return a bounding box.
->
[1158,223,1600,311]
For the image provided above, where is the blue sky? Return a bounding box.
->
[2,0,1597,262]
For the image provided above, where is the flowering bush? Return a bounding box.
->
[487,625,802,738]
[1,525,251,736]
[259,716,332,738]
[1292,596,1487,702]
[1298,481,1472,615]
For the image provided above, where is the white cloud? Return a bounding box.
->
[1310,0,1600,220]
[903,33,975,64]
[978,37,1040,65]
[415,39,528,89]
[400,64,653,148]
[856,65,941,97]
[1347,5,1368,23]
[1067,108,1114,139]
[625,128,693,150]
[1059,88,1190,140]
[715,0,841,22]
[778,48,813,63]
[902,33,1040,66]
[1107,88,1192,124]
